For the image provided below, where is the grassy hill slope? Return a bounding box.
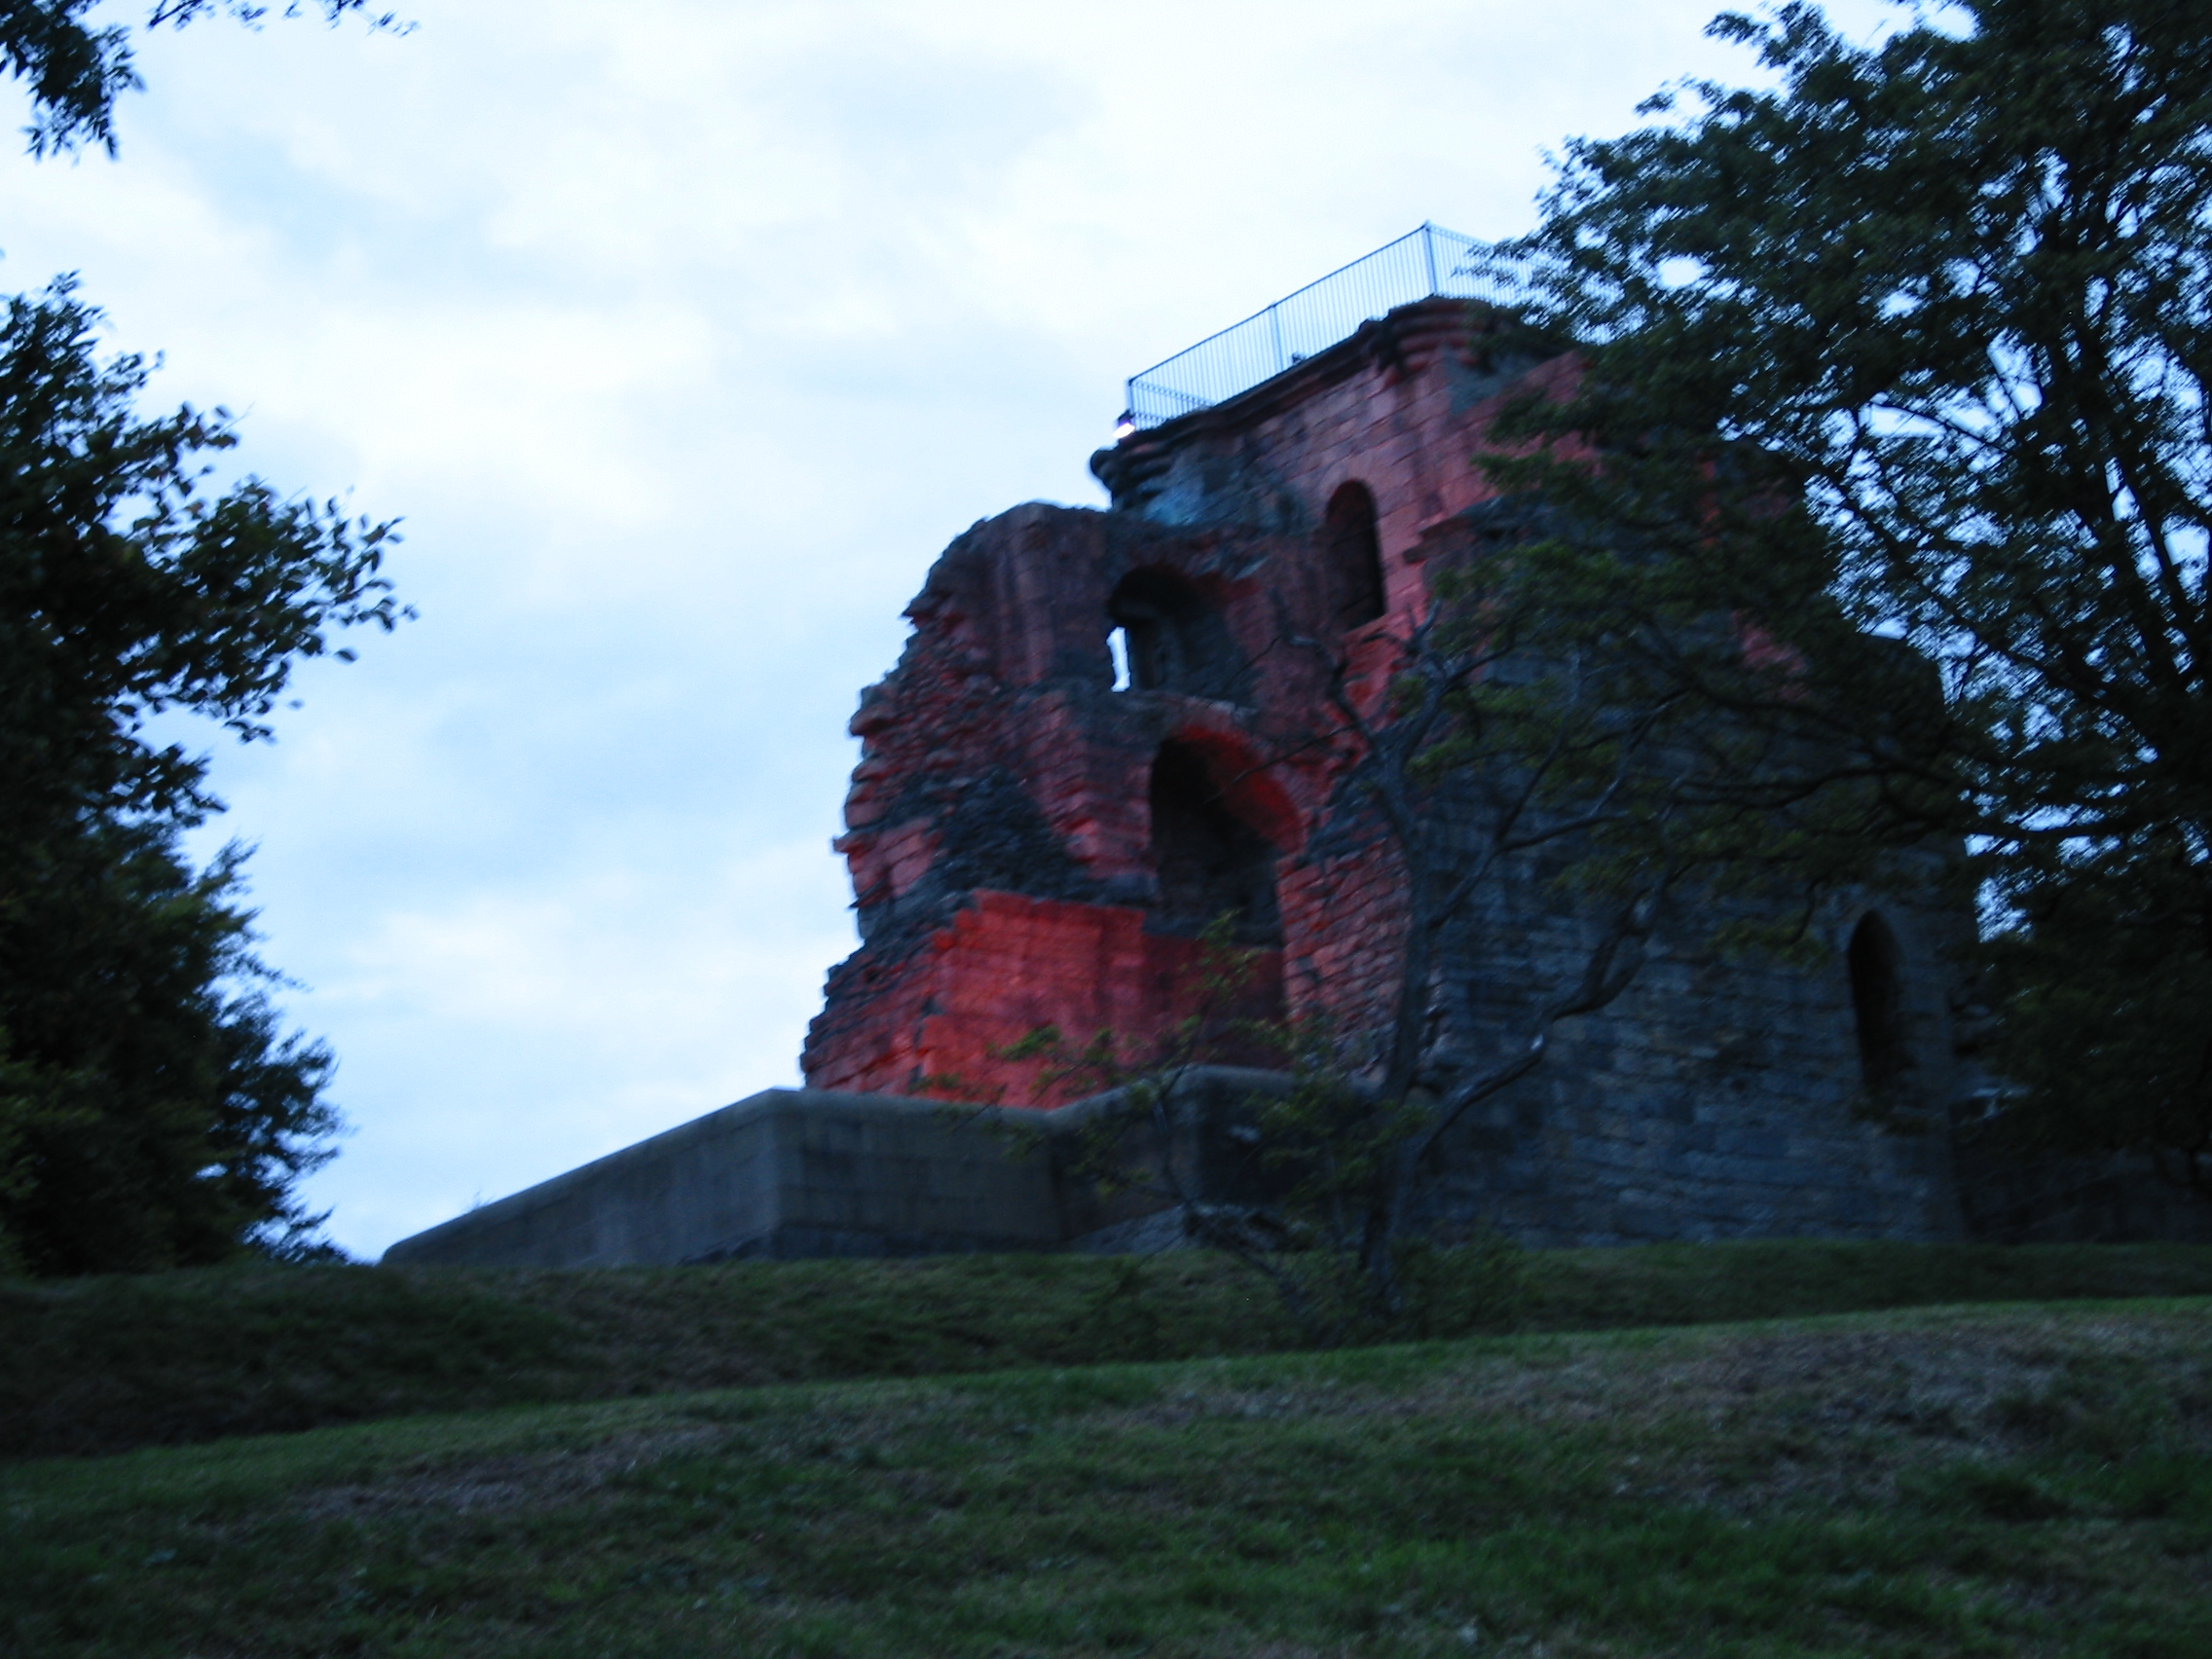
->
[9,1240,2212,1459]
[6,1300,2209,1657]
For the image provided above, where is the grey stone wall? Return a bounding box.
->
[383,1060,2206,1270]
[1397,843,2206,1248]
[1416,881,1969,1247]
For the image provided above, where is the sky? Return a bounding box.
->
[1,0,1899,1259]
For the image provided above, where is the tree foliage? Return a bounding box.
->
[0,0,400,157]
[0,281,403,1275]
[1472,0,2212,1190]
[0,0,405,1276]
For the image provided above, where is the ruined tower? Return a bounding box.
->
[801,291,1520,1106]
[385,230,2211,1271]
[798,261,1989,1243]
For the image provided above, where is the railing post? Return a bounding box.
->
[1421,222,1440,296]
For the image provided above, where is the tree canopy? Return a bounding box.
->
[0,1,398,157]
[0,5,405,1272]
[0,282,404,1274]
[1475,0,2212,1187]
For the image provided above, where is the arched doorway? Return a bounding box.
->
[1148,739,1281,944]
[1848,912,1910,1097]
[1321,481,1385,629]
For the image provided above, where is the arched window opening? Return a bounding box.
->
[1149,739,1281,945]
[1848,912,1910,1096]
[1322,481,1385,629]
[1107,569,1248,701]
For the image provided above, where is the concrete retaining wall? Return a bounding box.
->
[382,1088,1068,1269]
[382,1067,2208,1270]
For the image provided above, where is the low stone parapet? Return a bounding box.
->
[381,1088,1067,1269]
[379,1070,1295,1269]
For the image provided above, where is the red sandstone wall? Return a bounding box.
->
[803,301,1567,1106]
[803,890,1282,1105]
[1099,302,1579,626]
[1277,836,1410,1040]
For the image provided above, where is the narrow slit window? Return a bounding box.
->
[1848,912,1910,1097]
[1108,626,1132,691]
[1322,481,1386,629]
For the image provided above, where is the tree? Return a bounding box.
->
[1,2,399,157]
[1014,552,1770,1343]
[1,0,407,1274]
[1463,0,2212,1195]
[0,280,404,1275]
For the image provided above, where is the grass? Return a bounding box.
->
[5,1299,2210,1656]
[10,1240,2212,1458]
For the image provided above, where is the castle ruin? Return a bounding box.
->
[799,286,1973,1244]
[385,232,2205,1269]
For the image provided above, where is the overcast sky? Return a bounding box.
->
[2,0,1899,1258]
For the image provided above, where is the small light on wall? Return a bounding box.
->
[1112,411,1137,441]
